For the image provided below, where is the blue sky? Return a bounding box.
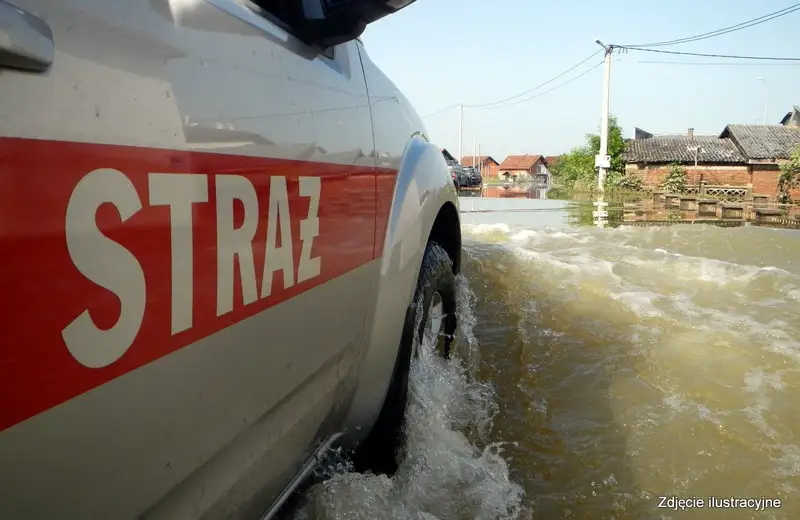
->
[361,0,800,160]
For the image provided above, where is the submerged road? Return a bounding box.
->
[293,197,800,519]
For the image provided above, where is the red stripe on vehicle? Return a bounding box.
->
[0,138,397,432]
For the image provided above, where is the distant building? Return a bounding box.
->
[460,155,499,178]
[780,106,800,127]
[623,121,800,199]
[544,155,562,168]
[497,154,550,188]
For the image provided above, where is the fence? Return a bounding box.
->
[681,182,751,202]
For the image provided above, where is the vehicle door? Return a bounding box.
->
[0,0,376,518]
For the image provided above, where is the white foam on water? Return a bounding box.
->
[765,339,800,363]
[509,230,539,242]
[294,277,525,520]
[608,291,663,318]
[465,219,800,493]
[772,444,800,478]
[511,248,581,274]
[454,275,481,375]
[744,369,786,393]
[463,223,512,236]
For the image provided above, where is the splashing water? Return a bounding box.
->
[294,276,526,520]
[460,219,800,519]
[294,209,800,519]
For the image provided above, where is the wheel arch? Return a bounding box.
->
[428,200,461,275]
[336,136,461,448]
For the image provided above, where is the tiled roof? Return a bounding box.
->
[720,124,800,160]
[623,135,746,164]
[498,154,543,170]
[544,155,562,166]
[461,155,499,167]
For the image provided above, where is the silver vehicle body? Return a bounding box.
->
[0,1,461,518]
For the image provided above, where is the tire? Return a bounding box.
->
[352,241,457,475]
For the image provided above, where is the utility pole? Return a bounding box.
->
[458,103,464,165]
[692,145,705,183]
[595,40,613,193]
[472,133,477,169]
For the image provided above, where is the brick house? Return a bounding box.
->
[623,129,747,185]
[544,155,562,168]
[460,155,499,178]
[720,124,800,197]
[497,154,550,187]
[623,125,800,199]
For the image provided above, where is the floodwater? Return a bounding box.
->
[294,194,800,520]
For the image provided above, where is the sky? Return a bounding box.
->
[360,0,800,161]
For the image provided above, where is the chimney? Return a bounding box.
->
[688,128,694,138]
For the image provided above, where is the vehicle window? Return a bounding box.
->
[248,0,335,58]
[250,0,299,27]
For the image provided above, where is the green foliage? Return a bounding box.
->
[604,170,644,191]
[587,116,626,175]
[549,115,626,190]
[662,163,687,194]
[545,186,570,200]
[777,145,800,203]
[548,145,594,186]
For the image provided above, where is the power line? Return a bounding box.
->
[420,104,459,119]
[419,50,603,118]
[617,46,800,61]
[464,50,602,108]
[638,59,800,66]
[484,61,605,109]
[621,4,800,48]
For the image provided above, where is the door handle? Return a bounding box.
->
[0,1,53,72]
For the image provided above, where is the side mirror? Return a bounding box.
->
[299,0,417,48]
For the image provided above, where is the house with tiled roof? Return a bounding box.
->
[460,155,499,178]
[780,106,800,127]
[623,121,800,199]
[719,125,800,162]
[497,154,550,187]
[624,132,746,165]
[544,155,563,168]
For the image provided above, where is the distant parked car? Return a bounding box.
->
[447,162,470,188]
[462,167,483,187]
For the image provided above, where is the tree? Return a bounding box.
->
[587,115,626,175]
[548,145,594,187]
[605,169,644,191]
[777,145,800,203]
[550,115,626,190]
[662,163,688,194]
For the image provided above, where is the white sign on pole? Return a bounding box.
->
[594,154,611,169]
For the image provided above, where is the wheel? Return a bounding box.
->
[352,241,457,475]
